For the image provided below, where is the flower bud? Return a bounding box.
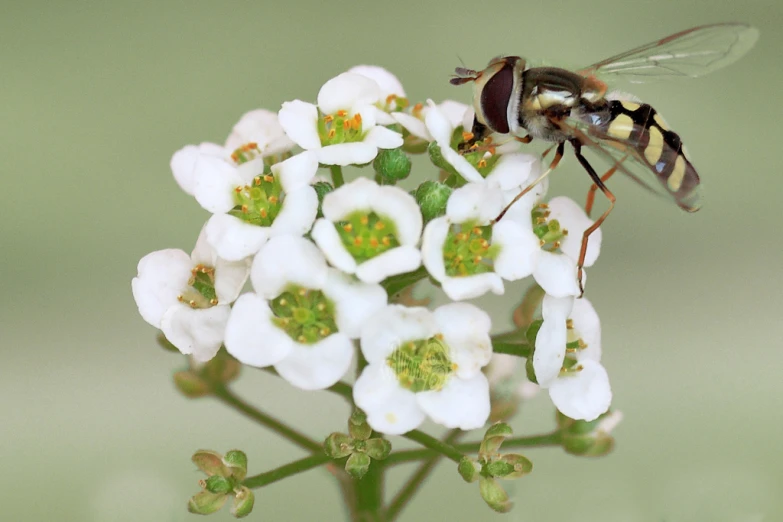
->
[173,370,210,398]
[201,352,242,385]
[496,454,533,479]
[348,410,373,441]
[205,475,233,494]
[558,411,621,457]
[480,422,513,457]
[345,452,371,479]
[427,142,458,178]
[230,487,255,518]
[457,457,481,483]
[188,490,228,515]
[324,433,354,459]
[484,460,515,478]
[479,476,512,513]
[192,450,229,477]
[415,181,451,223]
[223,450,248,481]
[373,148,411,182]
[364,438,392,461]
[312,181,334,218]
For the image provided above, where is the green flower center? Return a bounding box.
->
[178,265,218,309]
[561,319,588,375]
[228,171,285,227]
[318,110,366,146]
[531,204,568,252]
[269,285,337,344]
[336,211,400,263]
[443,222,499,277]
[387,336,454,392]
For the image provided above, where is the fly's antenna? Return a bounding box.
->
[450,66,479,85]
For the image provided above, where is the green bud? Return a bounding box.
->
[485,422,513,439]
[345,452,371,479]
[562,432,614,457]
[188,490,228,515]
[480,423,513,456]
[223,450,248,481]
[458,457,481,483]
[312,181,334,219]
[402,134,429,154]
[156,333,179,353]
[479,476,512,513]
[192,450,229,477]
[427,142,459,178]
[348,410,373,441]
[201,351,242,384]
[205,475,233,494]
[415,181,451,223]
[484,460,516,478]
[525,355,537,384]
[496,454,533,479]
[230,487,255,518]
[373,148,411,182]
[324,433,354,459]
[364,438,392,461]
[173,370,210,398]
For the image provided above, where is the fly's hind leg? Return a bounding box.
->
[570,139,617,297]
[585,161,621,217]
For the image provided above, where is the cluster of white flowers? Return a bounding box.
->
[132,65,613,434]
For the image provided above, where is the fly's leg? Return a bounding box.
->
[585,160,622,217]
[570,139,616,297]
[493,141,565,223]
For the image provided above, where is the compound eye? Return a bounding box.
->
[480,63,513,134]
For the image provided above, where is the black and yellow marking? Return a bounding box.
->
[602,100,700,211]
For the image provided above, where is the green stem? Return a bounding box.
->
[385,430,460,521]
[330,165,345,188]
[353,458,385,521]
[242,453,330,489]
[381,266,429,297]
[492,341,531,358]
[384,431,561,464]
[402,430,464,464]
[210,383,322,453]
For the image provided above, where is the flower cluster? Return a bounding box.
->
[132,65,614,437]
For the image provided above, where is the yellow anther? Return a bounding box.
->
[316,302,325,311]
[328,128,336,139]
[337,109,348,117]
[241,204,249,214]
[323,114,334,123]
[279,299,288,306]
[538,203,549,209]
[578,339,587,349]
[382,237,391,246]
[354,237,363,246]
[473,255,482,264]
[385,94,397,105]
[412,102,424,115]
[539,239,546,247]
[268,195,278,205]
[374,221,385,231]
[259,208,267,218]
[298,288,307,296]
[230,152,239,162]
[562,229,569,236]
[343,119,351,130]
[552,241,561,249]
[234,186,243,193]
[435,333,444,340]
[462,131,474,142]
[536,217,547,224]
[343,223,353,232]
[320,327,331,336]
[360,215,369,225]
[263,174,274,183]
[177,295,184,302]
[209,298,218,306]
[566,318,574,329]
[353,113,362,124]
[488,147,496,155]
[298,335,307,343]
[254,177,262,185]
[480,239,489,248]
[370,237,379,248]
[188,300,196,307]
[472,227,482,236]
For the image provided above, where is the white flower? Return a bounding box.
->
[533,294,611,421]
[420,157,544,300]
[354,303,493,434]
[131,227,250,362]
[506,196,602,298]
[224,235,387,391]
[278,72,403,166]
[347,65,406,124]
[311,177,423,284]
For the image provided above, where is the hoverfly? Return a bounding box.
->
[451,23,759,295]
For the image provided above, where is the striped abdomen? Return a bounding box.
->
[602,100,701,212]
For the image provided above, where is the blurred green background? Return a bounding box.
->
[3,0,781,520]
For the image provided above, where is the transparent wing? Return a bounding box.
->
[559,116,702,212]
[577,23,759,83]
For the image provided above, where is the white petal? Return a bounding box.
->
[250,235,328,298]
[278,100,321,150]
[462,108,475,132]
[363,126,404,150]
[492,220,539,281]
[446,182,503,225]
[225,109,295,156]
[322,177,375,217]
[435,100,470,129]
[213,257,251,304]
[442,273,505,301]
[534,294,574,387]
[424,99,454,143]
[442,146,485,183]
[311,219,358,274]
[548,196,601,266]
[372,186,422,245]
[171,145,204,195]
[355,246,422,284]
[485,153,539,192]
[317,72,381,114]
[205,214,270,262]
[348,65,406,98]
[323,269,387,339]
[192,155,243,214]
[417,373,490,430]
[317,142,378,166]
[548,359,611,421]
[269,186,318,237]
[234,157,266,184]
[434,303,492,379]
[571,297,602,361]
[542,293,575,321]
[131,249,192,327]
[597,410,623,434]
[359,305,437,364]
[533,251,580,298]
[391,112,431,141]
[355,104,378,130]
[190,225,216,267]
[272,150,319,192]
[224,293,293,367]
[372,108,396,126]
[274,333,354,390]
[354,364,425,435]
[420,218,449,281]
[161,303,230,362]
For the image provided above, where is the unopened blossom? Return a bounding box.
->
[132,227,250,362]
[420,156,545,300]
[347,65,406,125]
[311,177,423,284]
[354,303,492,435]
[278,72,403,166]
[224,235,386,390]
[533,294,611,421]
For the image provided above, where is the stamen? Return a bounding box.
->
[343,223,353,232]
[268,195,278,205]
[241,205,249,214]
[263,175,274,183]
[374,221,385,230]
[566,318,574,329]
[462,131,474,142]
[323,115,334,123]
[328,128,336,139]
[336,110,348,117]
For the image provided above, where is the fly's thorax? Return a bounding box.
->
[472,56,526,135]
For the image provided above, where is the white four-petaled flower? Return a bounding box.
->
[132,227,250,362]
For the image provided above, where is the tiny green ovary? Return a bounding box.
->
[270,285,338,344]
[229,173,285,227]
[387,336,454,392]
